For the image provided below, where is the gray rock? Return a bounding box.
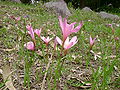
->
[10,0,21,3]
[31,0,35,4]
[82,7,93,12]
[44,0,71,17]
[98,11,120,20]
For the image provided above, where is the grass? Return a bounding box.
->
[96,6,120,16]
[0,1,120,90]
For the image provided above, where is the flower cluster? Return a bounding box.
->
[24,25,42,50]
[55,16,83,55]
[24,16,84,55]
[10,16,21,21]
[89,36,96,50]
[24,24,53,50]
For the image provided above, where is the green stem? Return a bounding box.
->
[59,58,65,75]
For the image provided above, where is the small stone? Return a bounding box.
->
[44,0,71,17]
[10,0,21,3]
[0,69,3,74]
[82,7,93,12]
[98,11,120,20]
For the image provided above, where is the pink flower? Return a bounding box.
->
[107,24,112,27]
[34,29,41,37]
[90,36,96,50]
[26,24,33,31]
[9,16,20,21]
[54,37,58,50]
[56,36,78,50]
[15,17,21,21]
[26,25,35,40]
[41,36,52,45]
[114,37,119,41]
[56,36,62,46]
[10,16,15,19]
[24,41,35,50]
[59,16,83,41]
[107,24,114,33]
[64,36,78,50]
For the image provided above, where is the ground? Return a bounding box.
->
[0,1,120,90]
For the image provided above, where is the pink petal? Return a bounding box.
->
[24,41,35,50]
[68,22,76,29]
[68,22,76,34]
[70,36,77,43]
[56,36,62,46]
[65,24,73,36]
[64,42,73,50]
[70,22,76,26]
[26,25,33,31]
[59,16,66,36]
[64,37,75,49]
[58,16,64,32]
[15,17,21,21]
[115,37,119,40]
[59,16,69,41]
[41,36,46,43]
[28,31,35,40]
[26,25,35,40]
[64,18,67,28]
[54,37,58,49]
[70,36,78,46]
[28,31,31,34]
[41,36,52,45]
[34,29,41,37]
[30,30,35,40]
[90,36,93,45]
[10,16,15,19]
[107,24,112,27]
[90,36,96,46]
[46,37,52,42]
[64,37,70,46]
[46,37,50,41]
[93,37,96,42]
[72,22,83,33]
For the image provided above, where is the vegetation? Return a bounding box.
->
[0,1,120,90]
[65,0,120,9]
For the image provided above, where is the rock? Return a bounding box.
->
[10,0,21,3]
[82,7,93,12]
[44,0,71,17]
[98,11,120,20]
[31,0,35,4]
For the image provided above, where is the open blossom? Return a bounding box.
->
[54,37,58,50]
[107,24,114,33]
[9,16,15,19]
[9,16,20,21]
[64,36,78,50]
[56,36,78,50]
[41,36,52,45]
[26,24,33,31]
[26,25,35,40]
[15,17,21,21]
[59,16,83,41]
[114,37,119,41]
[34,29,41,37]
[24,41,35,50]
[107,24,112,27]
[90,36,96,50]
[24,15,29,18]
